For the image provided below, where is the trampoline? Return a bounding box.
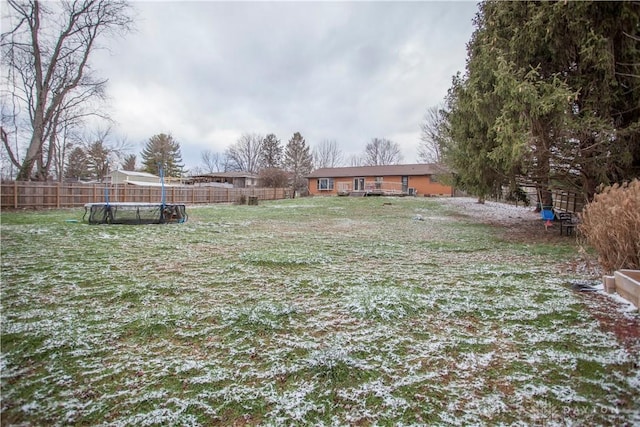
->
[83,202,187,224]
[83,165,187,225]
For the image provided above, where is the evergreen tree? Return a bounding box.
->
[260,134,283,169]
[442,73,506,204]
[444,1,640,202]
[122,154,136,171]
[284,132,313,196]
[64,147,90,181]
[86,140,111,182]
[141,133,184,177]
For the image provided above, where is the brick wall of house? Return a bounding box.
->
[309,175,453,196]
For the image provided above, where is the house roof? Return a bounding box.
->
[191,172,258,179]
[124,180,179,187]
[109,170,159,178]
[307,163,449,178]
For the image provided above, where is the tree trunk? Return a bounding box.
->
[16,135,43,181]
[532,120,553,210]
[582,175,598,203]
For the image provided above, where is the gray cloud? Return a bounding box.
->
[93,1,478,170]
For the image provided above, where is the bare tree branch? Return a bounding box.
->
[313,139,344,168]
[2,0,133,180]
[201,149,224,173]
[363,138,402,166]
[225,133,264,174]
[418,105,446,163]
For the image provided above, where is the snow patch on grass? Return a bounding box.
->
[2,197,638,425]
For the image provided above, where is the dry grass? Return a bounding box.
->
[579,179,640,273]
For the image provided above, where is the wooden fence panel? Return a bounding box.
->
[551,189,585,213]
[0,181,287,210]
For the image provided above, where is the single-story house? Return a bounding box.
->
[109,170,161,186]
[307,164,454,197]
[189,172,259,188]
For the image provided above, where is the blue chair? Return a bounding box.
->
[541,208,555,221]
[541,207,554,230]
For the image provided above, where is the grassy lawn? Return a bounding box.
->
[1,197,638,426]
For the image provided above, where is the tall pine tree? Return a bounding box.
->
[122,154,137,171]
[141,133,184,177]
[284,132,313,197]
[444,1,640,202]
[64,147,90,181]
[260,134,283,169]
[86,141,112,182]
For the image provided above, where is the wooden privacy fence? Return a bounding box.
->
[0,181,287,210]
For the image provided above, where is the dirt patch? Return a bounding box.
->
[579,291,640,354]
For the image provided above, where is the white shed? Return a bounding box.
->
[108,170,161,185]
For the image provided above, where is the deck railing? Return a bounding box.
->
[339,181,404,194]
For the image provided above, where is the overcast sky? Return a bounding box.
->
[92,1,478,171]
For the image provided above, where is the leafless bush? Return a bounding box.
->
[579,179,640,273]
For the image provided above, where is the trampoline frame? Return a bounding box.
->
[83,202,188,225]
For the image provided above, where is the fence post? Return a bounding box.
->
[14,181,18,209]
[56,182,61,208]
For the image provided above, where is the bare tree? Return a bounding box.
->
[418,105,446,163]
[363,138,403,166]
[259,167,288,188]
[1,0,133,180]
[51,114,88,181]
[313,139,344,169]
[0,125,17,179]
[225,133,264,173]
[201,149,224,173]
[347,154,363,167]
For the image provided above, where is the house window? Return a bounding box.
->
[317,178,334,191]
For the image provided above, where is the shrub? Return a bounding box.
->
[579,179,640,272]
